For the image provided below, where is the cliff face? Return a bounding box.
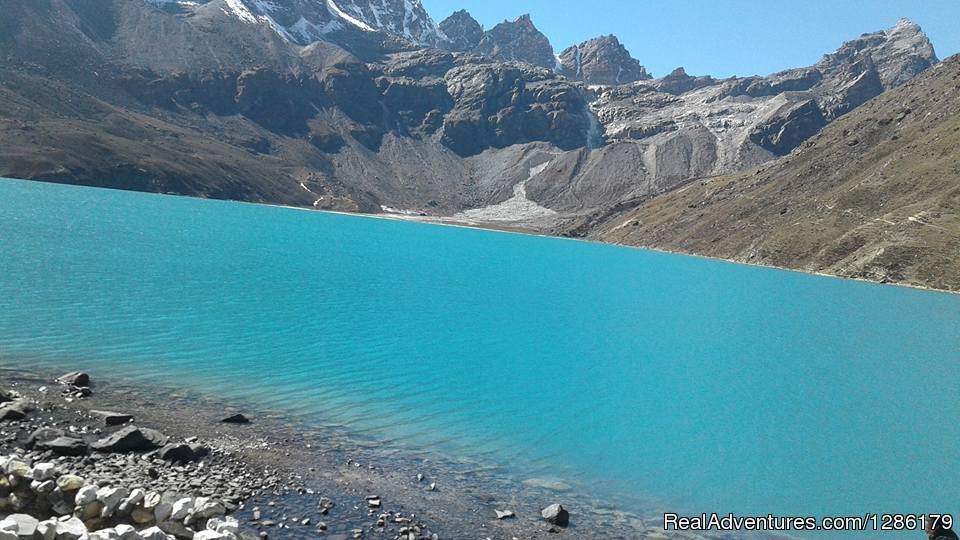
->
[558,35,651,85]
[472,14,557,69]
[585,56,960,292]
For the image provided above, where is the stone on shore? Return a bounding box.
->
[158,443,207,464]
[541,503,569,527]
[220,414,250,425]
[90,410,134,426]
[495,509,515,520]
[36,436,88,457]
[54,517,87,540]
[75,485,99,506]
[31,462,58,481]
[138,526,170,540]
[0,388,13,404]
[0,401,31,421]
[56,474,85,492]
[0,514,38,538]
[91,426,168,453]
[114,524,138,540]
[26,427,64,449]
[57,372,90,387]
[36,520,56,540]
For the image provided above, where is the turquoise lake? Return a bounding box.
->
[2,178,959,532]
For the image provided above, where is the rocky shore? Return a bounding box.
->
[1,367,691,540]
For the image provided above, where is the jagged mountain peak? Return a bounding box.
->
[472,12,555,69]
[558,34,651,85]
[438,9,483,52]
[151,0,447,48]
[819,17,937,88]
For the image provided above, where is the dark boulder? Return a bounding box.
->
[221,414,250,424]
[189,444,210,459]
[158,444,197,463]
[439,10,483,53]
[26,427,65,449]
[90,410,134,426]
[37,436,88,457]
[0,401,32,421]
[541,503,569,527]
[57,372,90,387]
[91,426,169,453]
[0,388,14,404]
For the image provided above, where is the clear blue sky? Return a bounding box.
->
[421,0,960,78]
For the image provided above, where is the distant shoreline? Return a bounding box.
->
[1,175,956,296]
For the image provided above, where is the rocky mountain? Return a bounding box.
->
[473,14,556,69]
[149,0,447,48]
[0,1,949,288]
[558,35,652,85]
[583,54,960,291]
[438,9,483,52]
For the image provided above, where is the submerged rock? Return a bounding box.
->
[541,503,569,527]
[57,372,90,388]
[220,414,250,425]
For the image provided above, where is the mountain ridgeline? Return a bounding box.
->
[0,0,954,289]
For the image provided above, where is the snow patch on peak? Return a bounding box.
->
[224,0,257,23]
[326,0,377,32]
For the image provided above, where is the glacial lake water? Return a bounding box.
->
[2,178,959,535]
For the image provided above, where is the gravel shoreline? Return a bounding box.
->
[1,366,754,540]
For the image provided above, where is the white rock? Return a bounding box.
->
[3,514,38,537]
[114,524,138,540]
[124,488,146,507]
[143,491,161,510]
[36,520,56,540]
[193,498,225,520]
[31,462,57,481]
[139,527,169,540]
[97,486,129,517]
[170,498,195,521]
[88,529,120,540]
[213,518,238,535]
[0,520,16,533]
[75,485,99,506]
[54,517,87,540]
[193,531,231,540]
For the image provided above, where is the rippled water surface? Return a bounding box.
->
[2,178,959,530]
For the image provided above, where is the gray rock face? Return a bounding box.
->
[558,35,651,85]
[0,2,939,231]
[438,10,483,52]
[440,62,592,156]
[91,426,169,453]
[473,14,556,69]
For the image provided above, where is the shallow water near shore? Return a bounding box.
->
[2,178,960,537]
